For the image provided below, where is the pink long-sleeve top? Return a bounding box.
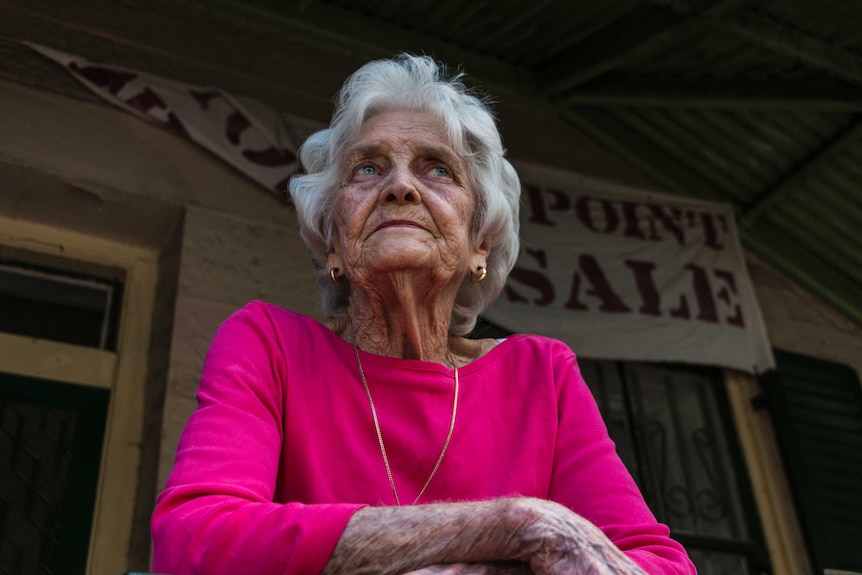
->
[152,301,696,575]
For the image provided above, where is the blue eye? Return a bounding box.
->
[357,165,377,176]
[432,166,451,178]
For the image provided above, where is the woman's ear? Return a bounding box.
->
[472,237,491,260]
[326,250,344,276]
[469,239,490,280]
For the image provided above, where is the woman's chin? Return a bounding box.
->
[362,243,434,269]
[363,253,452,279]
[368,257,435,274]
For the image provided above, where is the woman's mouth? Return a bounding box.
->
[375,220,424,231]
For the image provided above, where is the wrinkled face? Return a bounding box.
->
[328,109,487,287]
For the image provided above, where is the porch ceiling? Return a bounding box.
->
[210,0,862,326]
[1,0,860,326]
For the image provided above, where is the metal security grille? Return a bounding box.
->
[579,359,770,575]
[0,374,108,575]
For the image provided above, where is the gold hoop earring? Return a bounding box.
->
[330,267,341,285]
[471,266,487,285]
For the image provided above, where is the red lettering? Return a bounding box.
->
[686,264,718,323]
[189,89,222,109]
[519,183,732,254]
[67,63,136,95]
[576,197,619,234]
[621,201,647,241]
[524,184,554,226]
[226,110,252,146]
[647,205,684,245]
[164,113,189,136]
[701,212,726,250]
[669,294,691,319]
[125,88,188,136]
[504,249,554,306]
[546,188,571,213]
[624,259,661,316]
[564,273,588,311]
[503,249,744,328]
[243,147,297,167]
[189,93,250,147]
[565,255,631,313]
[686,209,698,227]
[522,184,571,226]
[713,269,744,326]
[126,87,165,114]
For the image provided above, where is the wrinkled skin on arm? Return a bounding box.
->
[322,497,648,575]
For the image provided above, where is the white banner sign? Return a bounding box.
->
[486,165,775,373]
[29,43,300,198]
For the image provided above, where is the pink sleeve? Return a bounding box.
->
[151,302,365,575]
[548,347,697,575]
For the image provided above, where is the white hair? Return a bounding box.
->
[290,54,521,335]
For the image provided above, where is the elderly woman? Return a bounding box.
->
[152,55,696,575]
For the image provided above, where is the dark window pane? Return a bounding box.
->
[0,372,108,575]
[579,360,641,477]
[687,549,751,575]
[0,264,119,350]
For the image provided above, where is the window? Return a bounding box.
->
[0,219,158,575]
[580,359,770,575]
[0,255,123,575]
[0,373,109,575]
[0,259,122,350]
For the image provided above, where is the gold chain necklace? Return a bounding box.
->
[351,337,459,506]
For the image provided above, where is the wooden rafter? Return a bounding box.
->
[561,109,729,202]
[557,79,862,111]
[740,115,862,227]
[204,0,540,102]
[723,12,862,87]
[538,0,750,99]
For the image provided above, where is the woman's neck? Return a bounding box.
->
[346,270,459,365]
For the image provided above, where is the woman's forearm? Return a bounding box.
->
[321,499,527,575]
[320,497,648,575]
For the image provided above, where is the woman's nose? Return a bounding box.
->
[380,167,421,204]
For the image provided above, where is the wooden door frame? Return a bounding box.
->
[0,214,157,575]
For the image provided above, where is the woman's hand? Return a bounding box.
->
[322,497,647,575]
[510,498,648,575]
[403,562,532,575]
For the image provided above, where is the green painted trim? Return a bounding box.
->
[763,352,862,573]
